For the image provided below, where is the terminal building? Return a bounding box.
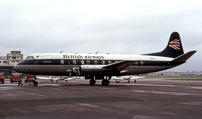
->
[0,51,23,76]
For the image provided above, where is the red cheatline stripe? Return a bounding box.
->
[171,46,180,50]
[169,43,180,45]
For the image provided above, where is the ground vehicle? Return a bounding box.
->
[10,73,22,83]
[25,77,34,83]
[0,73,4,84]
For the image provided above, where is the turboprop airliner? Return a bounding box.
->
[111,76,146,83]
[14,32,196,86]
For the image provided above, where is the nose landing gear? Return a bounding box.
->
[33,80,38,86]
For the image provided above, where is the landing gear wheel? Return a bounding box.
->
[134,80,136,83]
[18,82,23,86]
[102,80,110,86]
[89,79,96,85]
[33,81,38,86]
[127,80,130,83]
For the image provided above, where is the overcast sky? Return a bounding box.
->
[0,0,201,72]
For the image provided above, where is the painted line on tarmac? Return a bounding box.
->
[39,84,61,86]
[179,101,202,107]
[0,84,21,86]
[129,89,201,96]
[124,83,202,90]
[124,83,176,87]
[77,103,111,111]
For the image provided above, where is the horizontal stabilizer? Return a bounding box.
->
[171,51,197,63]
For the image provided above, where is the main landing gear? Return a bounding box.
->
[89,76,111,86]
[101,79,110,86]
[89,79,96,85]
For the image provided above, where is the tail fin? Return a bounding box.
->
[145,32,184,58]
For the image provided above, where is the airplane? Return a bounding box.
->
[14,32,196,86]
[36,75,83,83]
[111,76,145,83]
[36,75,67,83]
[64,76,83,82]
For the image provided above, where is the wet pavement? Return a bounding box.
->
[0,78,202,119]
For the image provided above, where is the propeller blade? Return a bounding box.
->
[78,68,80,76]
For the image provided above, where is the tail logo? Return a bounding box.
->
[169,39,180,50]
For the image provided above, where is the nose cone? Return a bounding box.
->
[13,64,20,72]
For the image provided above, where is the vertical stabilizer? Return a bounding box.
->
[145,32,184,58]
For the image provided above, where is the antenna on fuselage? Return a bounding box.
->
[95,51,99,54]
[60,51,64,53]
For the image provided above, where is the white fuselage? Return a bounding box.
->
[14,53,179,76]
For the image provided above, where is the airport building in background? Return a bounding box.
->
[0,51,23,76]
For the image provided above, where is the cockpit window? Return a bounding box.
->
[26,56,34,60]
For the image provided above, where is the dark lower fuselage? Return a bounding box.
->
[14,59,183,76]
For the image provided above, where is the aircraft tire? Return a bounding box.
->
[33,81,38,86]
[102,80,109,86]
[89,79,96,85]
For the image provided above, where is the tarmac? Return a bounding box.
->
[1,77,202,119]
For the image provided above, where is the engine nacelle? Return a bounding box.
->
[80,65,111,73]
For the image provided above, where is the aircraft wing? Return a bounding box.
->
[103,60,137,71]
[53,76,67,81]
[36,76,53,80]
[64,77,83,82]
[36,76,67,81]
[130,76,146,80]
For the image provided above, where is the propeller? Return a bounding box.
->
[66,66,81,77]
[73,66,81,76]
[66,69,72,77]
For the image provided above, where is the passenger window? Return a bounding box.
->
[73,60,77,65]
[94,60,98,64]
[101,60,105,64]
[81,60,84,65]
[140,61,144,65]
[108,61,111,64]
[87,60,90,64]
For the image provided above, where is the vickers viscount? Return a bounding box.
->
[14,32,196,86]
